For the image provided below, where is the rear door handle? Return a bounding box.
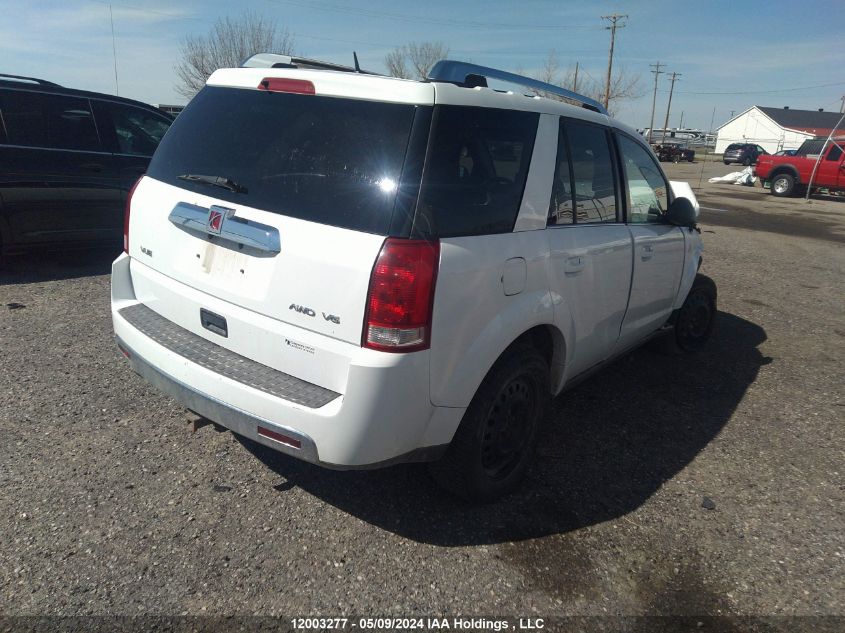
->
[641,245,654,261]
[564,256,586,274]
[200,308,228,337]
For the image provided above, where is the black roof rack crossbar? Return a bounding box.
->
[240,53,382,76]
[427,60,608,115]
[0,73,60,87]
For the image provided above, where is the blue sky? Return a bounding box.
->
[3,0,844,130]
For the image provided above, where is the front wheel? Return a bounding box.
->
[771,173,796,197]
[429,343,549,502]
[675,274,717,352]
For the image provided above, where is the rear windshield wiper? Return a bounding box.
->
[178,174,247,194]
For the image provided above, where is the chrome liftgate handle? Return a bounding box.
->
[168,202,281,255]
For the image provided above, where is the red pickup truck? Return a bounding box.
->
[755,137,845,197]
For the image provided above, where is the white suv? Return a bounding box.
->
[112,56,715,500]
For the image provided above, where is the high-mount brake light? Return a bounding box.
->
[363,238,440,353]
[258,78,316,95]
[124,176,143,254]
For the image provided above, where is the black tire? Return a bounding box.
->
[742,157,752,166]
[723,160,730,165]
[771,173,796,197]
[674,274,717,353]
[429,343,550,502]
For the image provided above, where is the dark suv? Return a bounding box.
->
[0,74,173,256]
[723,143,768,166]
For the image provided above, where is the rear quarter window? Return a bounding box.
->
[413,105,538,238]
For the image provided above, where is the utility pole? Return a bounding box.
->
[840,95,845,113]
[601,14,627,110]
[679,110,684,130]
[661,72,681,144]
[573,61,579,93]
[647,61,664,144]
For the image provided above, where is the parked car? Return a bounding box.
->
[0,73,173,256]
[773,149,798,157]
[112,55,715,501]
[755,136,845,197]
[652,143,695,163]
[722,143,768,166]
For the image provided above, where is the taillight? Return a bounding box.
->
[363,238,440,352]
[257,78,316,94]
[124,176,143,254]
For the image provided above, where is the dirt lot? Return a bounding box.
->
[1,164,843,632]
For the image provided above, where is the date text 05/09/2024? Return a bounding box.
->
[290,617,546,631]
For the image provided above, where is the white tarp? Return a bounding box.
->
[709,166,757,186]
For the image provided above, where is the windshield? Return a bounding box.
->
[146,86,418,235]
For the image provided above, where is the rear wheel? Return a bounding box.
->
[771,173,796,197]
[675,274,717,352]
[429,343,549,502]
[742,157,752,166]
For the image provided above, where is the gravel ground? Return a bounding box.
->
[1,167,843,631]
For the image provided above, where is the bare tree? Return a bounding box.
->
[524,51,641,116]
[601,65,642,114]
[384,49,410,80]
[175,12,295,99]
[384,41,449,80]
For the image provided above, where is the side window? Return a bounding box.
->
[548,119,574,225]
[0,90,99,151]
[416,105,538,238]
[565,120,619,223]
[95,101,171,156]
[618,134,669,224]
[826,145,843,161]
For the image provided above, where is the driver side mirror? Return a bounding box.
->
[665,196,697,228]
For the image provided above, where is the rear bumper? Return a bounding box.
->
[117,335,321,461]
[111,253,463,468]
[116,335,447,469]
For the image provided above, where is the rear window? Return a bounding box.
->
[414,105,538,238]
[146,86,418,235]
[726,144,742,151]
[797,139,826,156]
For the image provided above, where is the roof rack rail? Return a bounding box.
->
[240,53,382,76]
[0,73,60,87]
[427,60,607,115]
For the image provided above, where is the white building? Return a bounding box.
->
[715,106,843,154]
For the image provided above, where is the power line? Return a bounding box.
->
[663,81,845,95]
[268,0,602,31]
[601,13,627,109]
[91,1,206,22]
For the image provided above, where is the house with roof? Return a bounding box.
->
[714,106,844,154]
